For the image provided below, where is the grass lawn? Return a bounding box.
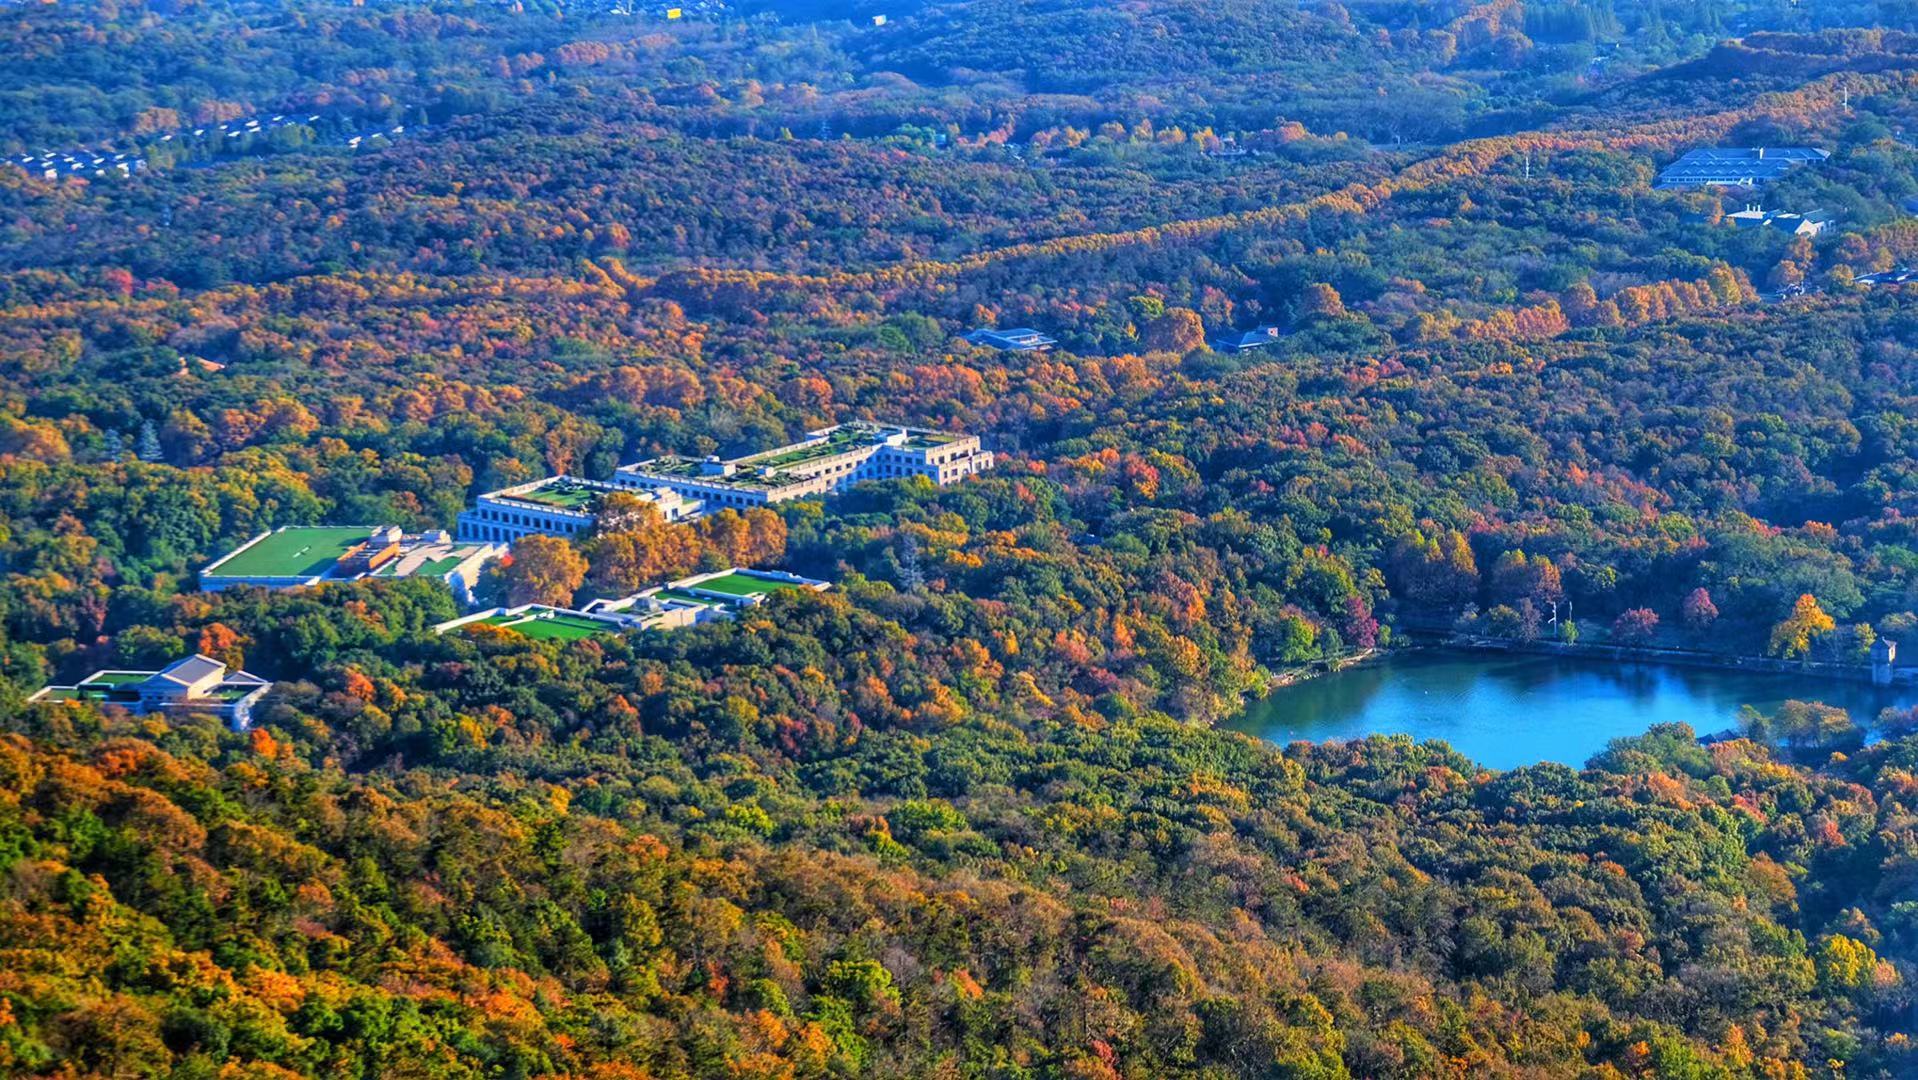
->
[80,670,155,686]
[209,527,370,578]
[743,428,867,469]
[688,571,798,597]
[479,610,617,641]
[511,481,600,510]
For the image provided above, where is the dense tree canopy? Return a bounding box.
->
[2,0,1918,1075]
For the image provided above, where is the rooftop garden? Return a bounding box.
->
[475,609,619,641]
[206,526,371,578]
[505,479,603,511]
[79,670,155,686]
[740,426,877,469]
[686,571,805,598]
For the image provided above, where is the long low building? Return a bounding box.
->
[30,654,272,730]
[615,422,993,511]
[435,567,831,639]
[456,476,701,543]
[202,525,502,600]
[1655,146,1829,189]
[964,327,1057,351]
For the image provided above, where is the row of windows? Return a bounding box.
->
[461,520,580,544]
[692,488,770,509]
[475,504,580,529]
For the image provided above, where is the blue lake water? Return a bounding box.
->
[1225,649,1916,770]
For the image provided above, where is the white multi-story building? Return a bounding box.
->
[615,422,993,510]
[456,476,701,543]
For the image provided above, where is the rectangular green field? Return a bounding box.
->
[80,670,155,686]
[511,482,599,510]
[210,527,371,578]
[481,611,617,641]
[687,572,799,597]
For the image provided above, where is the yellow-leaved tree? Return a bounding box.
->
[1768,593,1835,660]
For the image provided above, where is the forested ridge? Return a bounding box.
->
[3,0,1918,1075]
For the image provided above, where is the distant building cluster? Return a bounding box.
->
[9,114,323,180]
[613,421,994,516]
[200,525,502,601]
[8,114,414,182]
[1655,146,1829,190]
[434,567,831,640]
[10,150,147,180]
[345,125,410,152]
[41,421,992,728]
[30,654,273,730]
[457,423,989,544]
[1724,204,1834,237]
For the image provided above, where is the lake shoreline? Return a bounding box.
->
[1236,643,1917,770]
[1420,633,1903,687]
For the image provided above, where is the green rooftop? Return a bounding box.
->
[475,609,618,642]
[80,670,155,687]
[656,588,719,605]
[206,527,372,579]
[503,479,603,511]
[686,571,803,598]
[740,426,875,469]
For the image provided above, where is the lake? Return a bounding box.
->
[1225,649,1917,770]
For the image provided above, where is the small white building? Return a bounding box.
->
[964,327,1057,351]
[30,654,273,730]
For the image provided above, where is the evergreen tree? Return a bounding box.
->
[136,420,164,462]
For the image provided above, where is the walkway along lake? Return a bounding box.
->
[1225,649,1918,771]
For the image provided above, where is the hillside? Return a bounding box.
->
[1,0,1917,1075]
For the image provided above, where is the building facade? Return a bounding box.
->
[456,476,701,543]
[616,423,993,510]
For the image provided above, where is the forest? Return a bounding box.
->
[2,0,1918,1076]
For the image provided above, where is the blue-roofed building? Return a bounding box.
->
[1210,325,1284,353]
[1655,147,1829,189]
